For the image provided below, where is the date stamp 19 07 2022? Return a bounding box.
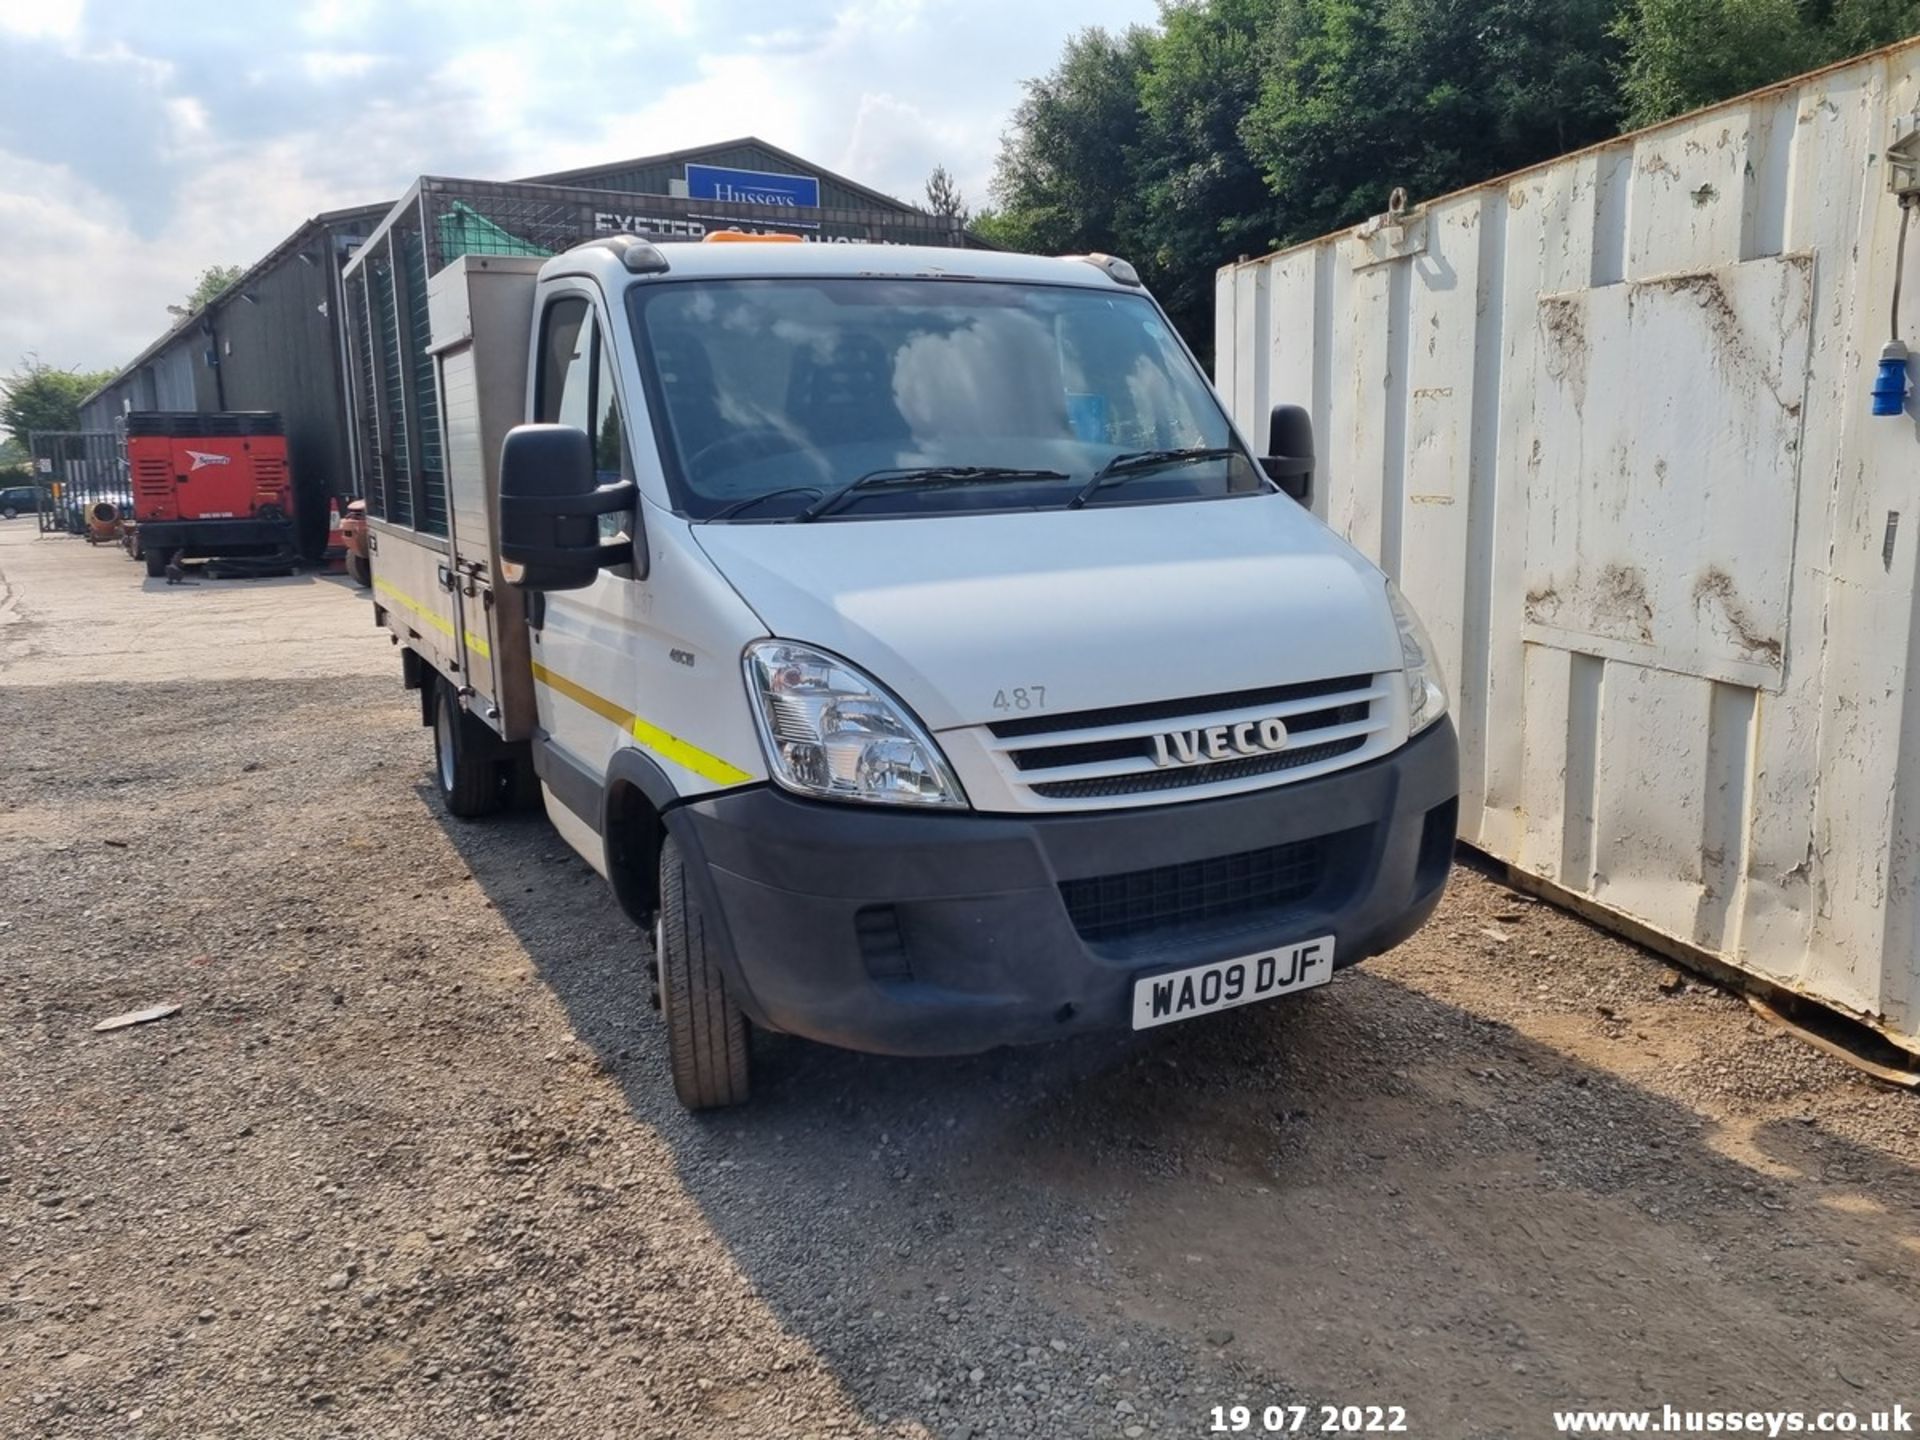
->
[1208,1404,1410,1434]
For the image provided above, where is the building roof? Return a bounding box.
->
[83,139,951,412]
[80,201,391,411]
[518,136,927,219]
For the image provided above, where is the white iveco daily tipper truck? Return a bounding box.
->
[345,183,1457,1109]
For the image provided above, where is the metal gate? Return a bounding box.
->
[28,430,127,537]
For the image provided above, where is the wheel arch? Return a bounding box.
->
[603,746,677,926]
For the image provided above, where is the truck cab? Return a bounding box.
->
[362,228,1458,1109]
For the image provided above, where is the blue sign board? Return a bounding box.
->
[685,163,821,212]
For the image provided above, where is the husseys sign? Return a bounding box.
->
[683,163,821,211]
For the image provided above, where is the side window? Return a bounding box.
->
[538,297,592,426]
[537,295,634,547]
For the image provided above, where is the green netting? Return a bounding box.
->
[435,202,553,261]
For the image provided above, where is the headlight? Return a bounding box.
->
[1386,581,1448,734]
[743,641,967,808]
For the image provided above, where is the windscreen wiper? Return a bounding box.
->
[709,486,824,521]
[798,465,1071,522]
[1067,447,1244,510]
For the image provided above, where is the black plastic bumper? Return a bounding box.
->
[666,719,1459,1057]
[136,518,294,555]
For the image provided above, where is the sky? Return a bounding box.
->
[0,0,1161,379]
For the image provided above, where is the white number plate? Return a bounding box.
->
[1131,935,1336,1030]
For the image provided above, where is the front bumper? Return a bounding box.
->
[669,719,1459,1056]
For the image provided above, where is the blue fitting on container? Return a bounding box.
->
[1873,341,1910,417]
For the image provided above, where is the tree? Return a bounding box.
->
[1615,0,1920,126]
[1,357,118,448]
[1241,0,1625,250]
[1133,0,1286,350]
[985,26,1157,258]
[184,263,245,314]
[987,0,1892,358]
[924,165,969,222]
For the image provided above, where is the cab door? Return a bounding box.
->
[525,288,648,814]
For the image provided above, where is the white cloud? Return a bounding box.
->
[1,0,1163,374]
[0,0,82,41]
[300,50,386,83]
[0,152,170,369]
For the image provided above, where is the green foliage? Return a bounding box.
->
[185,263,245,313]
[988,0,1899,355]
[1241,0,1625,248]
[925,165,969,221]
[1616,0,1920,126]
[1133,0,1285,347]
[987,26,1157,258]
[1,357,117,449]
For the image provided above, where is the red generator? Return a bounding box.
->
[125,412,295,577]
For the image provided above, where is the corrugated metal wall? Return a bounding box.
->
[80,325,219,433]
[1218,41,1920,1054]
[77,217,371,553]
[211,219,371,552]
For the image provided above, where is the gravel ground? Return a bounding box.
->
[2,526,1918,1440]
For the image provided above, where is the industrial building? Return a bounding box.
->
[79,139,966,554]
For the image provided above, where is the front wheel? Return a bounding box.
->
[1,505,17,521]
[432,678,502,819]
[656,836,751,1110]
[144,548,167,578]
[345,553,371,588]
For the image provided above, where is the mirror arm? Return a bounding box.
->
[1260,455,1313,504]
[499,478,636,524]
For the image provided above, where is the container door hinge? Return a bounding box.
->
[1352,187,1427,269]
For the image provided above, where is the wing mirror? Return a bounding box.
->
[496,424,639,590]
[1262,403,1315,507]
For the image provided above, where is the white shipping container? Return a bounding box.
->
[1218,40,1920,1057]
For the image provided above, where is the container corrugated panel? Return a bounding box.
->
[1218,40,1920,1055]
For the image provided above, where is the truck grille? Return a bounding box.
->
[1060,835,1334,943]
[984,674,1389,809]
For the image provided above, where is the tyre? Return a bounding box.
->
[1,505,17,520]
[345,553,372,588]
[656,835,751,1110]
[432,678,502,819]
[144,548,167,578]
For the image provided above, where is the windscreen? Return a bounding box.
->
[626,278,1264,520]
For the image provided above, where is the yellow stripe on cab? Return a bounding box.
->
[530,661,751,787]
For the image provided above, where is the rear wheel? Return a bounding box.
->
[433,678,502,819]
[656,836,751,1110]
[345,553,372,587]
[144,548,167,578]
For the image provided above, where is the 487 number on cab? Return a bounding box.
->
[1211,1404,1409,1434]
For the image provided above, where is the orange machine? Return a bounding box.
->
[125,412,294,577]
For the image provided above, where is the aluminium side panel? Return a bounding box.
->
[429,255,542,742]
[1220,40,1920,1054]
